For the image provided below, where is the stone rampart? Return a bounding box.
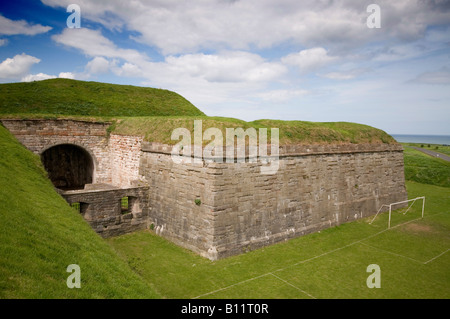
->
[139,142,408,260]
[2,119,408,260]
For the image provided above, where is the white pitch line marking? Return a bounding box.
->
[192,212,447,299]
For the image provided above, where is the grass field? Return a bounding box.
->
[107,180,449,299]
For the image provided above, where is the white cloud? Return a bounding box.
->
[21,73,56,82]
[372,43,427,62]
[83,57,144,78]
[129,51,288,114]
[21,72,75,82]
[53,27,287,85]
[257,89,309,103]
[163,51,286,83]
[322,68,369,80]
[54,28,286,86]
[58,72,75,79]
[52,28,149,64]
[112,62,144,78]
[133,53,288,112]
[0,38,7,46]
[0,53,40,79]
[281,47,337,72]
[322,72,356,80]
[0,14,52,35]
[411,67,450,85]
[85,56,111,74]
[42,0,450,56]
[43,0,366,55]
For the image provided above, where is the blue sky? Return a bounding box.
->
[0,0,449,135]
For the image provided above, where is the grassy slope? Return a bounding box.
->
[0,79,396,145]
[403,145,450,188]
[0,124,159,298]
[0,78,204,117]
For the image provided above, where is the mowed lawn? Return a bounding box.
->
[107,180,450,299]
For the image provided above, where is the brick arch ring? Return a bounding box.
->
[40,142,99,188]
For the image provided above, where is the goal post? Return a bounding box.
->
[370,196,425,228]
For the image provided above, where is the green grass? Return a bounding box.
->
[0,124,160,298]
[0,78,397,145]
[403,145,450,188]
[1,121,447,299]
[403,142,450,157]
[111,116,396,145]
[0,87,447,298]
[105,144,449,299]
[0,78,204,117]
[107,181,449,299]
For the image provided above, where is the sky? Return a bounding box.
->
[0,0,449,135]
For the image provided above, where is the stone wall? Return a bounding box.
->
[61,185,149,237]
[109,134,144,187]
[1,119,112,184]
[0,119,149,238]
[139,147,217,258]
[1,119,408,260]
[210,148,407,258]
[139,142,408,260]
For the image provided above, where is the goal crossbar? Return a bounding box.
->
[369,196,425,228]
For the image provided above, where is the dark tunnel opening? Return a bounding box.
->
[41,144,94,190]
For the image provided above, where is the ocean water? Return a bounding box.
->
[391,134,450,145]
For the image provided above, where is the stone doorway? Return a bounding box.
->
[41,144,94,190]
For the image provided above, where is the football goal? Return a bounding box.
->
[369,196,425,228]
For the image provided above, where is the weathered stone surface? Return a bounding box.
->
[110,134,144,187]
[140,144,408,260]
[2,119,408,260]
[61,185,149,238]
[1,119,112,184]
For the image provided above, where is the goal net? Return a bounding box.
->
[369,196,425,229]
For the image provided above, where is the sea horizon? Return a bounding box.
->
[390,134,450,145]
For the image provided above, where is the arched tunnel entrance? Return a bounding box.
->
[41,144,94,190]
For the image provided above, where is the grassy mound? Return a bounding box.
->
[0,124,159,298]
[111,116,397,145]
[0,78,204,117]
[0,78,396,145]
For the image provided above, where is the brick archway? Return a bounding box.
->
[41,144,94,190]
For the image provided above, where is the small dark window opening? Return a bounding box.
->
[120,196,129,214]
[120,196,140,215]
[71,202,89,215]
